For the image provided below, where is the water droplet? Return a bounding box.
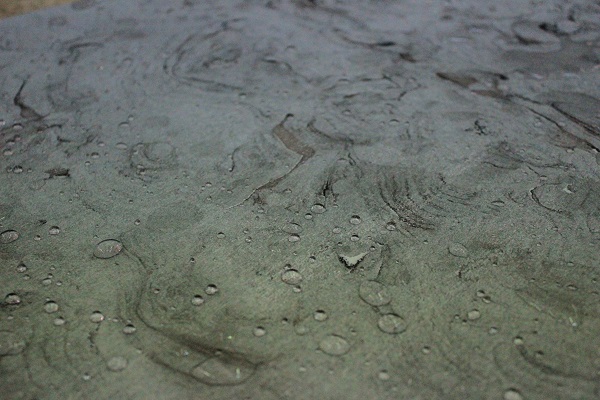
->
[0,230,19,244]
[253,326,266,337]
[332,227,342,234]
[94,239,123,259]
[0,331,26,355]
[349,215,362,225]
[216,232,225,239]
[53,317,66,326]
[385,222,397,231]
[304,213,313,220]
[12,165,23,174]
[467,309,481,320]
[281,269,303,285]
[90,311,105,323]
[48,226,60,235]
[503,389,523,400]
[115,142,128,150]
[311,204,326,214]
[123,324,137,334]
[4,293,21,305]
[16,263,27,273]
[91,152,100,159]
[513,336,524,345]
[205,285,218,295]
[313,310,328,321]
[190,356,255,385]
[283,222,302,234]
[350,234,360,242]
[44,301,59,313]
[377,314,407,334]
[288,234,300,242]
[378,370,390,380]
[359,281,391,306]
[319,335,350,356]
[448,242,468,258]
[191,295,205,305]
[107,356,128,371]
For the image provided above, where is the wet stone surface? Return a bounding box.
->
[0,0,599,399]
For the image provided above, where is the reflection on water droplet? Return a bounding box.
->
[349,215,361,225]
[94,239,123,259]
[359,281,391,306]
[191,356,255,385]
[311,204,326,214]
[377,314,407,334]
[90,311,104,323]
[107,356,128,372]
[48,226,60,235]
[0,230,19,244]
[281,269,303,285]
[44,301,59,313]
[319,335,350,356]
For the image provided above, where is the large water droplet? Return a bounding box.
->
[319,335,350,356]
[4,293,21,305]
[90,311,105,323]
[0,230,19,244]
[44,301,59,313]
[94,239,123,259]
[190,356,255,385]
[377,314,407,334]
[359,281,391,306]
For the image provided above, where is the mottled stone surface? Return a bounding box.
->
[0,1,599,399]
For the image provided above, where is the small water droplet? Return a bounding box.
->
[48,226,60,235]
[53,317,66,326]
[115,142,128,150]
[288,234,300,242]
[332,227,342,234]
[378,370,390,380]
[191,295,205,306]
[12,165,23,174]
[44,301,59,313]
[467,309,481,320]
[319,335,350,356]
[281,269,303,285]
[359,281,391,306]
[16,263,27,273]
[448,242,468,258]
[513,336,524,345]
[90,311,105,323]
[349,215,362,225]
[503,389,523,400]
[350,234,360,242]
[123,324,137,334]
[385,222,396,231]
[94,239,123,259]
[377,314,407,334]
[0,230,19,244]
[304,213,313,220]
[216,232,225,239]
[253,326,266,337]
[313,310,328,321]
[311,204,326,214]
[107,356,128,372]
[4,293,21,305]
[205,285,218,295]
